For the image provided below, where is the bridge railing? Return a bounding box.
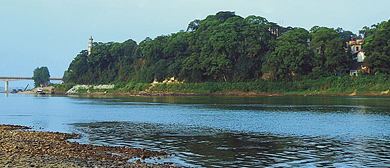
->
[0,77,63,81]
[0,77,63,92]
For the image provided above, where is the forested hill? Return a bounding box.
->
[63,11,390,84]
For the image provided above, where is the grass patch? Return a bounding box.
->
[58,75,390,96]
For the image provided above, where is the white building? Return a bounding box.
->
[346,38,367,76]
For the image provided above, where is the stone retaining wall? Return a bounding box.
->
[66,84,115,94]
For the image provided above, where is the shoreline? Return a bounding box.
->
[0,124,182,168]
[10,84,390,97]
[11,90,390,98]
[57,90,390,98]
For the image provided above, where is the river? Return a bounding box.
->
[1,93,390,167]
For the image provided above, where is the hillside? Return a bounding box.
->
[62,11,390,89]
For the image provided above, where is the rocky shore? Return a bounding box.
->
[0,124,181,168]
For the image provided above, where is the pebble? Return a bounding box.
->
[0,124,184,168]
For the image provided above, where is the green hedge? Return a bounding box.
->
[149,75,390,94]
[58,75,390,95]
[54,83,75,93]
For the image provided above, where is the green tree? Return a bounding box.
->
[310,27,349,75]
[33,66,50,87]
[64,38,139,84]
[336,27,359,43]
[359,26,374,38]
[363,20,390,74]
[64,12,383,84]
[236,15,274,80]
[180,13,276,82]
[215,11,236,23]
[200,16,244,82]
[187,19,200,32]
[263,28,313,80]
[323,38,350,74]
[117,39,137,82]
[310,27,338,54]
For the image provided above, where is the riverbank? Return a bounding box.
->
[82,91,390,98]
[53,75,390,97]
[0,124,181,168]
[53,86,390,98]
[54,89,390,97]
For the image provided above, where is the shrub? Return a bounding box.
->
[54,83,75,93]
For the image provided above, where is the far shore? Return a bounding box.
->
[7,84,390,97]
[55,90,390,97]
[8,89,390,97]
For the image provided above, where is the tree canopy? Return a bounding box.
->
[309,27,350,75]
[363,19,390,74]
[263,28,313,80]
[33,66,50,87]
[63,12,387,85]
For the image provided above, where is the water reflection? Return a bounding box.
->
[77,95,390,114]
[78,95,390,105]
[3,94,390,167]
[71,122,390,167]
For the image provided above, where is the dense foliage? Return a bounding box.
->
[148,74,390,94]
[63,12,390,87]
[362,20,390,74]
[55,75,390,95]
[33,66,50,87]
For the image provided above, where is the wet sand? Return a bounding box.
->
[0,124,180,168]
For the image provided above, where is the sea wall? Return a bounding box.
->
[66,84,115,94]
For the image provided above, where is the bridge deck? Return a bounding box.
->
[0,77,62,81]
[1,77,62,92]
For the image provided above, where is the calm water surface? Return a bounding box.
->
[1,93,390,167]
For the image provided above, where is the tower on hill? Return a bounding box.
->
[88,36,93,55]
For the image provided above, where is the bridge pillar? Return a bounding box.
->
[5,81,8,92]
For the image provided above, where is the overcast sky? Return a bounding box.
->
[1,0,390,88]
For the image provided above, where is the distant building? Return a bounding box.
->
[347,38,367,76]
[88,36,93,56]
[347,38,363,52]
[268,24,283,37]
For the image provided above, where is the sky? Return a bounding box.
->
[1,0,390,88]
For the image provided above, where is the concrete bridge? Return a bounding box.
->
[0,77,63,92]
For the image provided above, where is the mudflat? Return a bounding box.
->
[0,124,179,168]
